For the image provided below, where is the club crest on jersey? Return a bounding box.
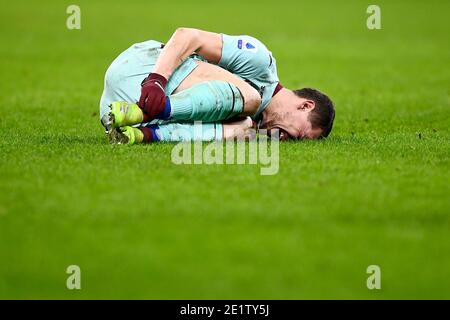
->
[237,39,258,52]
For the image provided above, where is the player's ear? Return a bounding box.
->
[298,99,315,111]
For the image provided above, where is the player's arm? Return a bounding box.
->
[139,28,223,113]
[140,28,261,117]
[153,27,223,79]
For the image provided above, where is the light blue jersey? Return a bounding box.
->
[218,34,280,119]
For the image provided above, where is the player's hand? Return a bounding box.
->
[139,73,168,118]
[223,117,256,141]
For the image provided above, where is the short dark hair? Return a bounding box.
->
[293,88,335,138]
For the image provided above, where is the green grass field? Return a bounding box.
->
[0,0,449,299]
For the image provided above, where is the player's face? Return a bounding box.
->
[282,110,322,140]
[266,98,323,140]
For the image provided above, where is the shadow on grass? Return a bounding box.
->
[35,132,360,147]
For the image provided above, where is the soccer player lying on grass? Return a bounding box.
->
[99,28,335,144]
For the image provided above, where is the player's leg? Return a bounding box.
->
[108,117,254,145]
[108,122,223,145]
[109,80,245,128]
[168,80,245,122]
